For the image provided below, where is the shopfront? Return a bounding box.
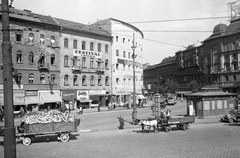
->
[62,90,77,110]
[77,90,92,109]
[38,90,62,110]
[25,90,39,111]
[0,89,25,111]
[89,90,109,107]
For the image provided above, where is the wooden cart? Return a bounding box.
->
[158,115,195,132]
[16,119,80,146]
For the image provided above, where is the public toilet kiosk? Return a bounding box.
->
[185,91,237,119]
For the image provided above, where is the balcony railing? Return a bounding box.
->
[38,63,50,70]
[96,67,105,73]
[72,65,82,72]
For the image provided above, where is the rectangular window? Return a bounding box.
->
[116,36,118,42]
[116,50,119,56]
[123,38,125,43]
[123,51,126,58]
[16,32,22,42]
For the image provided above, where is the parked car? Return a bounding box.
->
[220,114,236,123]
[167,96,176,105]
[220,110,240,123]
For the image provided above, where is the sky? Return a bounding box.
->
[12,0,234,65]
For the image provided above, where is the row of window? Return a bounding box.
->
[64,38,109,53]
[16,51,56,65]
[64,75,109,86]
[16,73,56,84]
[16,32,56,46]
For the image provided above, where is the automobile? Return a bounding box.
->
[167,96,176,105]
[220,110,240,123]
[220,114,236,123]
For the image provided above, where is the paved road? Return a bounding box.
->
[1,100,240,158]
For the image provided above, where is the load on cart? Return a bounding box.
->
[16,111,80,146]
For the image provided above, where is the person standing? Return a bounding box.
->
[98,101,101,112]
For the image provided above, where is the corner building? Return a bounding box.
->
[0,7,62,112]
[94,18,144,106]
[55,18,112,109]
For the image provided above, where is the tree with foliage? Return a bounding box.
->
[163,80,179,94]
[186,80,201,93]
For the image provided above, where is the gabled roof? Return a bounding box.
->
[55,18,112,37]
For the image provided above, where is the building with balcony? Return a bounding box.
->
[175,44,204,91]
[55,18,112,109]
[203,17,240,93]
[0,7,62,112]
[93,18,144,106]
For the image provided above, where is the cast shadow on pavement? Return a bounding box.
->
[132,126,182,134]
[0,140,3,147]
[224,123,240,127]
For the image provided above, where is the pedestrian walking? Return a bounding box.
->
[98,101,101,112]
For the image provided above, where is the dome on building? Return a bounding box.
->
[212,23,228,34]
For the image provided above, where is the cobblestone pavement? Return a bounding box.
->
[1,121,240,158]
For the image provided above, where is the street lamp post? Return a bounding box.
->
[131,33,137,125]
[1,0,16,157]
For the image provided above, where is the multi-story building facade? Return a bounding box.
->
[203,18,240,93]
[175,45,204,90]
[94,18,144,106]
[0,7,62,111]
[55,18,112,109]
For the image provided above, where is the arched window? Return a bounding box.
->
[51,54,55,65]
[28,33,34,43]
[64,38,68,48]
[90,58,94,68]
[82,75,86,85]
[90,42,94,51]
[50,36,55,45]
[73,75,78,85]
[16,73,22,84]
[29,73,34,84]
[98,76,102,86]
[64,55,68,66]
[40,34,45,45]
[16,50,22,63]
[105,76,109,86]
[29,52,34,63]
[90,76,94,86]
[105,45,108,53]
[82,57,86,67]
[40,74,45,84]
[105,59,109,69]
[51,74,55,83]
[64,75,69,85]
[73,56,78,67]
[98,43,101,52]
[73,40,77,49]
[82,41,86,50]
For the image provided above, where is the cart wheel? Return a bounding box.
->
[177,124,181,129]
[183,124,189,131]
[165,126,171,132]
[22,137,31,146]
[229,118,234,123]
[60,133,70,143]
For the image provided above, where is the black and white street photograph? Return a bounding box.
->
[1,0,240,157]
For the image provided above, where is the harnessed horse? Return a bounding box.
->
[138,119,158,133]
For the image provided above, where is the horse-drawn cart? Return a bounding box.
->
[138,115,195,133]
[15,111,80,146]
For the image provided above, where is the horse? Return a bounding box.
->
[138,119,158,133]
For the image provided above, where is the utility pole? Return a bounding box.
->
[1,0,16,157]
[131,33,137,125]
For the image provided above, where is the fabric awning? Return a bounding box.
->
[78,98,92,103]
[0,97,25,106]
[137,95,146,99]
[39,91,62,104]
[25,96,39,105]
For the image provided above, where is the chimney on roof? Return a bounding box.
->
[23,9,32,13]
